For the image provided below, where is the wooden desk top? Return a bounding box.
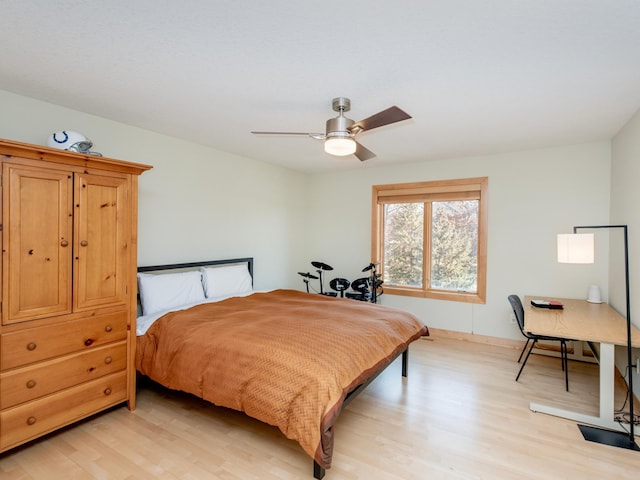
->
[524,296,640,347]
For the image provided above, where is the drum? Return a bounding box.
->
[348,277,371,302]
[329,277,350,298]
[345,291,365,301]
[351,277,369,292]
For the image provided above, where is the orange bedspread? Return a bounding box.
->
[136,289,428,469]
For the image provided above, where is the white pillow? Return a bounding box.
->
[137,270,206,316]
[201,264,253,299]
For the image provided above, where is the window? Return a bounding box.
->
[372,177,487,303]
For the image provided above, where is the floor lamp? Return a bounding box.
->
[557,224,639,450]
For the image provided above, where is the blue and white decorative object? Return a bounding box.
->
[47,131,102,156]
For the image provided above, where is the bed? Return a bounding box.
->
[135,258,428,478]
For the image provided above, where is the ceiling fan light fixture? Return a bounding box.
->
[251,97,411,162]
[324,136,356,156]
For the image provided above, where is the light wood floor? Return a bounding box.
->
[1,335,638,479]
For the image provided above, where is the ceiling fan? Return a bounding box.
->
[251,97,412,161]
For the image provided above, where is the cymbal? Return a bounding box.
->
[298,271,319,279]
[311,261,333,271]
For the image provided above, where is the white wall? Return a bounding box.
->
[305,143,612,340]
[611,106,640,398]
[0,90,308,291]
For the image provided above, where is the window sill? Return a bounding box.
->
[384,286,486,304]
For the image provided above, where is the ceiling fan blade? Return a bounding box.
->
[252,131,316,136]
[349,106,411,134]
[354,141,376,162]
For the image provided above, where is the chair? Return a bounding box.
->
[508,294,571,391]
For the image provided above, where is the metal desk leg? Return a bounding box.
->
[529,342,634,434]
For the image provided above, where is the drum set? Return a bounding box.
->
[297,261,383,304]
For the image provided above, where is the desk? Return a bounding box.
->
[524,296,640,435]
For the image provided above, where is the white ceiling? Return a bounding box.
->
[2,1,640,174]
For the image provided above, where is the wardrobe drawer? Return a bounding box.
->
[0,371,127,451]
[1,312,127,370]
[0,341,127,409]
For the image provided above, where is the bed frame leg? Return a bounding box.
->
[313,461,325,479]
[402,348,408,377]
[311,347,409,478]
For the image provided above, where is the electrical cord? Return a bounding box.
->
[614,364,640,427]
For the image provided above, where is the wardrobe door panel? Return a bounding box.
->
[3,165,73,324]
[74,173,130,311]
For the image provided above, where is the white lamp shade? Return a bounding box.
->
[557,233,595,264]
[324,137,356,156]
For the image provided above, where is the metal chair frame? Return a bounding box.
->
[508,294,572,391]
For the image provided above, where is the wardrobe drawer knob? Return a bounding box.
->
[84,338,94,347]
[104,356,112,365]
[60,239,69,247]
[26,380,37,389]
[104,325,113,332]
[80,240,88,247]
[104,388,112,396]
[27,416,37,426]
[27,342,37,351]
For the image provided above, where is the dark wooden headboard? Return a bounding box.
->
[137,257,253,282]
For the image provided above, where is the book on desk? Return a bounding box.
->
[531,299,564,310]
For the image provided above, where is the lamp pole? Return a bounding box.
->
[573,224,636,446]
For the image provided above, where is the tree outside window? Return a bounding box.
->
[383,202,423,287]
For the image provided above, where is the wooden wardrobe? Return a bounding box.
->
[0,138,151,451]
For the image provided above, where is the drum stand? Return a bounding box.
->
[316,269,324,294]
[311,261,334,296]
[297,271,319,293]
[363,262,383,304]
